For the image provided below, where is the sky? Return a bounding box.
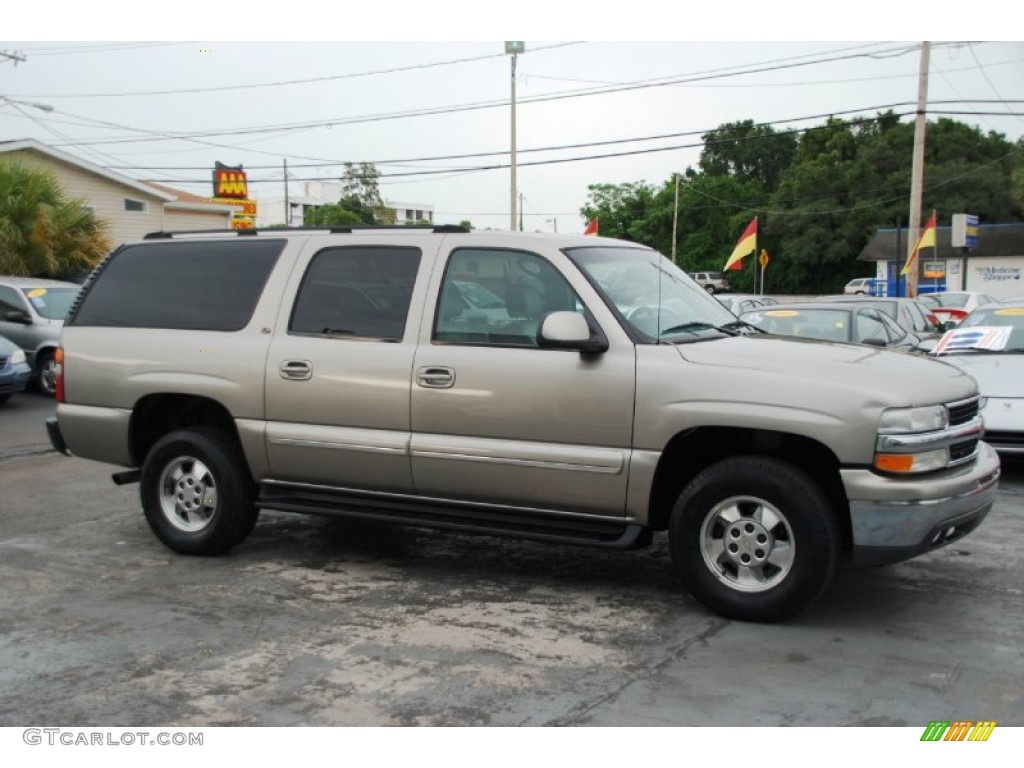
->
[2,4,1023,236]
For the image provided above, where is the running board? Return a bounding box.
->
[256,486,651,550]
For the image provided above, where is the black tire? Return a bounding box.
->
[704,285,716,294]
[35,350,56,397]
[0,393,11,404]
[669,456,838,622]
[140,427,258,555]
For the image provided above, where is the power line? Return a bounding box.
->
[94,105,1024,184]
[6,42,584,99]
[19,42,975,152]
[88,100,1024,171]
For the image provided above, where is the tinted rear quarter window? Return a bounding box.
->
[72,239,285,330]
[289,246,421,341]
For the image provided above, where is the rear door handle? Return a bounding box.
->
[416,366,455,389]
[279,360,313,380]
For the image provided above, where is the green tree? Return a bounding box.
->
[304,202,361,227]
[0,160,110,276]
[339,162,395,223]
[699,120,797,192]
[580,181,659,242]
[1013,138,1024,212]
[765,115,1022,293]
[580,115,1023,295]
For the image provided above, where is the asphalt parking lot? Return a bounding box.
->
[1,391,1022,727]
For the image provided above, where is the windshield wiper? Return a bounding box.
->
[659,321,741,338]
[720,319,765,335]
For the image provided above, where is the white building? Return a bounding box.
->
[256,181,434,228]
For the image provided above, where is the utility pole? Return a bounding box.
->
[506,42,524,231]
[905,41,931,298]
[283,159,290,227]
[671,173,680,263]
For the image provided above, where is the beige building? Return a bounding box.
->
[0,139,232,246]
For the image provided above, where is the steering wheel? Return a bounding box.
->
[626,305,686,335]
[626,305,661,324]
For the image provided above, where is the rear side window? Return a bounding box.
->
[72,239,284,330]
[290,246,421,341]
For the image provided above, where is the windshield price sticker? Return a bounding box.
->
[934,326,1011,355]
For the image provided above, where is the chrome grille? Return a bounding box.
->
[950,440,979,463]
[948,397,979,426]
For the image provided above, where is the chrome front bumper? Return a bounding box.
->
[842,441,1001,566]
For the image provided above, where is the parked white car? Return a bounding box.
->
[843,277,876,295]
[931,301,1024,455]
[919,291,999,327]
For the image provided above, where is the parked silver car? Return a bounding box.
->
[812,295,943,340]
[0,277,81,396]
[0,333,32,404]
[739,302,926,353]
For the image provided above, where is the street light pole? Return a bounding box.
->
[505,42,525,231]
[671,173,680,263]
[905,41,931,299]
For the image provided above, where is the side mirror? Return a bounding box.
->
[4,310,32,325]
[537,311,608,353]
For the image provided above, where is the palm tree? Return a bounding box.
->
[0,160,110,277]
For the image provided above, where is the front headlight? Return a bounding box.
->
[878,405,948,434]
[10,348,26,366]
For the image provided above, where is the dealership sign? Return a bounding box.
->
[211,162,256,229]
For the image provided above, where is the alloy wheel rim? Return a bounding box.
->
[699,495,795,593]
[158,456,218,532]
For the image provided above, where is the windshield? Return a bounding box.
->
[21,286,80,321]
[939,306,1024,353]
[928,293,970,308]
[741,307,852,342]
[566,246,739,342]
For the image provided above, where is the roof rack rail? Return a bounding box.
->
[143,224,469,240]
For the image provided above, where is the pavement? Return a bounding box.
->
[1,392,1022,727]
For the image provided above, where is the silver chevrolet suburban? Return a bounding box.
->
[47,227,1000,622]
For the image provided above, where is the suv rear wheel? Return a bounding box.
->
[35,350,57,397]
[669,456,838,622]
[140,427,258,555]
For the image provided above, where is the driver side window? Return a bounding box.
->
[433,248,581,347]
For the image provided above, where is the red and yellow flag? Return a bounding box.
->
[901,211,936,276]
[583,218,598,236]
[724,217,757,271]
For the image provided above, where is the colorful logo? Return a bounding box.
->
[212,162,248,199]
[920,721,996,741]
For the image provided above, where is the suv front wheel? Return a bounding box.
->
[140,427,258,555]
[669,456,838,622]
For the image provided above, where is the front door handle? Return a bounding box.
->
[416,366,455,389]
[279,359,313,380]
